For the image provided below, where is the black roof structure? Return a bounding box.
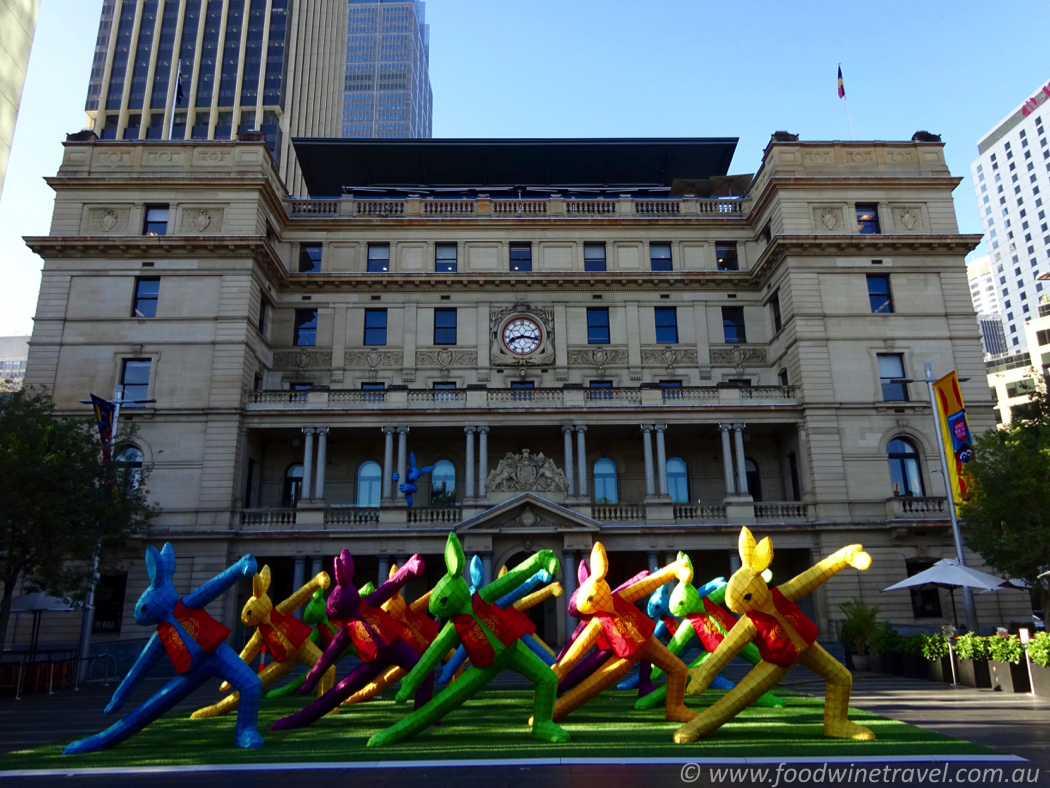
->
[292,137,739,197]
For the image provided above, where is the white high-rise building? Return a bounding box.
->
[971,77,1050,352]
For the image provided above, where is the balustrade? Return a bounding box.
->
[406,507,463,525]
[355,200,405,217]
[592,503,645,522]
[565,200,616,216]
[897,496,947,514]
[673,504,728,522]
[492,200,548,216]
[324,507,380,525]
[634,200,681,216]
[290,200,338,216]
[422,200,474,217]
[240,509,297,527]
[754,502,809,519]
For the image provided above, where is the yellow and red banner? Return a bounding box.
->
[933,371,975,504]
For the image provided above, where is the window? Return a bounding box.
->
[584,243,607,272]
[257,298,268,335]
[367,244,390,273]
[667,458,689,503]
[650,242,672,272]
[116,445,144,490]
[867,274,893,313]
[877,354,908,401]
[364,309,387,345]
[593,458,618,504]
[770,292,782,333]
[589,379,612,399]
[356,461,381,507]
[283,463,304,506]
[294,309,318,346]
[906,559,942,618]
[721,306,746,343]
[434,308,457,345]
[117,359,151,404]
[92,572,128,634]
[787,452,801,501]
[430,460,456,506]
[432,382,457,401]
[744,458,762,501]
[143,205,168,236]
[510,243,532,272]
[855,204,881,234]
[245,458,256,507]
[888,437,925,496]
[654,307,678,344]
[510,381,534,388]
[510,380,534,400]
[1006,379,1037,398]
[587,307,610,344]
[298,243,322,273]
[435,244,457,273]
[659,379,682,387]
[132,277,160,317]
[778,369,789,387]
[715,242,739,271]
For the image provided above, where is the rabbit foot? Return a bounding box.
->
[633,692,664,711]
[531,721,570,743]
[236,729,265,749]
[825,721,875,741]
[665,704,698,723]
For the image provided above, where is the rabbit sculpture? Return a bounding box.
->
[366,532,569,747]
[391,452,435,507]
[64,544,262,754]
[190,565,333,719]
[546,543,696,725]
[265,586,347,700]
[270,550,429,731]
[617,581,680,691]
[672,527,874,744]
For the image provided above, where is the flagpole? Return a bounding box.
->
[839,63,854,140]
[168,59,181,140]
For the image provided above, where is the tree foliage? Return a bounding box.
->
[0,389,154,649]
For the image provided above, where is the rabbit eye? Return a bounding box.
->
[439,596,448,605]
[743,593,753,601]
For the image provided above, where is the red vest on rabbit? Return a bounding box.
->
[258,608,312,661]
[747,588,819,667]
[452,594,529,667]
[593,595,656,658]
[346,601,405,662]
[157,600,231,673]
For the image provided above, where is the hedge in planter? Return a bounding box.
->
[988,634,1030,693]
[902,634,928,679]
[953,633,991,689]
[922,634,955,684]
[872,624,904,675]
[1026,632,1050,698]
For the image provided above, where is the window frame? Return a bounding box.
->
[363,308,388,346]
[293,308,318,347]
[430,459,457,506]
[866,274,894,313]
[435,243,458,273]
[433,307,457,345]
[131,277,160,318]
[356,461,382,507]
[877,353,908,401]
[509,243,532,272]
[586,307,611,344]
[367,243,391,273]
[888,437,926,497]
[593,458,619,504]
[117,358,152,405]
[584,243,607,272]
[282,463,304,507]
[716,242,739,271]
[770,292,782,333]
[721,306,747,344]
[298,243,323,273]
[142,204,169,236]
[649,242,673,272]
[856,203,881,234]
[654,307,678,344]
[666,457,689,504]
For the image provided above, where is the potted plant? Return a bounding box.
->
[989,634,1031,693]
[1025,632,1050,698]
[954,632,992,688]
[871,623,903,674]
[922,633,955,683]
[902,633,928,678]
[839,601,878,671]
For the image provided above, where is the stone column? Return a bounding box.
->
[575,425,588,498]
[562,549,578,620]
[733,423,748,495]
[647,550,659,573]
[655,423,669,497]
[464,426,476,500]
[563,426,576,497]
[377,554,390,586]
[301,427,315,501]
[641,425,655,497]
[395,427,409,501]
[482,551,493,584]
[381,426,395,502]
[719,423,736,495]
[729,551,741,574]
[292,556,305,618]
[314,427,329,500]
[310,556,323,578]
[477,426,489,498]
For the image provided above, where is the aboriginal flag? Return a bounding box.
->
[90,394,115,461]
[837,66,845,98]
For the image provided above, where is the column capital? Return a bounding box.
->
[382,426,397,435]
[563,424,576,435]
[464,425,477,434]
[316,426,330,436]
[732,422,747,430]
[396,426,410,435]
[640,424,653,434]
[654,423,667,432]
[575,424,587,433]
[302,426,316,435]
[718,423,734,432]
[476,425,489,434]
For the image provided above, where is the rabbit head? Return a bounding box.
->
[302,587,329,626]
[429,532,472,619]
[725,527,774,615]
[135,543,179,626]
[574,543,614,616]
[380,564,407,618]
[326,549,362,620]
[241,565,274,627]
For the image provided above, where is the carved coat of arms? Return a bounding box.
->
[485,449,568,493]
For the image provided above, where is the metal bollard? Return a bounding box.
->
[15,663,24,701]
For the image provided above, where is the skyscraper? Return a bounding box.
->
[0,0,40,199]
[83,0,348,194]
[342,0,432,139]
[971,77,1050,352]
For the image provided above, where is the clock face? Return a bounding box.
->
[502,318,542,355]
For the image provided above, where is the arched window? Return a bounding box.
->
[745,458,762,502]
[356,461,381,507]
[593,458,619,504]
[431,460,456,506]
[116,445,143,489]
[283,463,304,506]
[666,458,689,503]
[888,437,925,496]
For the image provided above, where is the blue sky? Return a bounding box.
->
[0,0,1047,335]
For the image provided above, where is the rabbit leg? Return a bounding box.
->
[385,636,432,710]
[64,670,209,754]
[215,646,264,748]
[299,640,337,705]
[640,638,696,723]
[796,643,875,741]
[551,653,632,722]
[504,641,568,743]
[192,656,293,719]
[557,648,612,695]
[342,666,402,705]
[271,656,386,731]
[673,661,790,744]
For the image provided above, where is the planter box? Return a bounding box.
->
[927,655,957,684]
[868,655,884,674]
[888,654,905,676]
[990,660,1031,693]
[1031,663,1050,698]
[903,655,927,679]
[957,658,991,689]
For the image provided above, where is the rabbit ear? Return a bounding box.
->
[589,542,609,581]
[388,563,398,580]
[335,549,355,586]
[577,558,590,586]
[497,565,508,578]
[409,452,417,469]
[145,546,163,588]
[252,565,271,599]
[752,538,774,574]
[311,587,324,602]
[444,532,465,578]
[469,555,484,587]
[738,527,758,570]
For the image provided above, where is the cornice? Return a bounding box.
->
[748,175,964,221]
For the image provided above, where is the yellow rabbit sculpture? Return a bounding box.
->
[673,527,874,744]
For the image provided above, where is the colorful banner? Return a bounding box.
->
[89,394,115,461]
[933,372,975,504]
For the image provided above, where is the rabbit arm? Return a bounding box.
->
[395,621,460,703]
[513,582,562,611]
[479,550,558,605]
[409,589,432,613]
[366,555,424,608]
[184,554,257,609]
[105,633,164,714]
[551,620,601,680]
[686,617,757,695]
[705,583,728,607]
[496,569,552,608]
[651,619,697,681]
[779,545,870,602]
[621,556,687,603]
[277,572,330,616]
[237,630,264,664]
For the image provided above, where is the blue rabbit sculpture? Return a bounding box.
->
[617,581,680,691]
[64,543,263,754]
[391,452,435,508]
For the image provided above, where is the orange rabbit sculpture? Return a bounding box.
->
[673,527,874,744]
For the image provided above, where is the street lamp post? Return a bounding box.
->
[893,363,979,634]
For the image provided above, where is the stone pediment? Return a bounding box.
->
[455,493,601,535]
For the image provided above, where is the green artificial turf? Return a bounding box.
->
[0,689,992,770]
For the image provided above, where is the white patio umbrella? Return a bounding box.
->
[882,559,1027,629]
[9,592,77,659]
